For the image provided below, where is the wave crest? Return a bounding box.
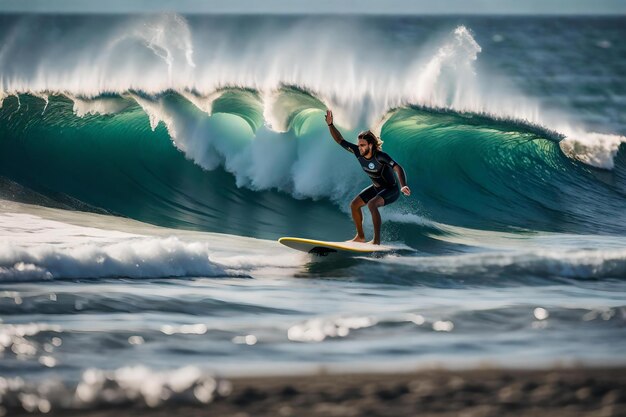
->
[0,236,231,282]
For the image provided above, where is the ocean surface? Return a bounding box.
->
[1,14,625,412]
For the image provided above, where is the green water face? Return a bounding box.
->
[381,108,626,233]
[3,93,626,242]
[0,94,353,240]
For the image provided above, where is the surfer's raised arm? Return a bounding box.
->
[326,110,361,155]
[326,110,345,144]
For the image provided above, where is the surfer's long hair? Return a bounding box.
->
[358,130,383,152]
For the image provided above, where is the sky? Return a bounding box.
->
[0,0,625,15]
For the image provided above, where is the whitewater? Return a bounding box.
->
[0,13,625,413]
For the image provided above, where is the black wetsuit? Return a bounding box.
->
[339,139,400,205]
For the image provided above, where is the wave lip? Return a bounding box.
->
[560,131,626,170]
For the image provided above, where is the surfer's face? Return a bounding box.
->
[357,139,372,157]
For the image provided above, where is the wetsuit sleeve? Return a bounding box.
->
[339,139,360,156]
[377,151,397,167]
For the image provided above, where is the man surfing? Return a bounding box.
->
[326,110,410,245]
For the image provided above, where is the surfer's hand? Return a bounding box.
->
[401,185,411,196]
[325,110,333,126]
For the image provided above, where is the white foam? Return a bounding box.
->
[70,95,132,117]
[386,211,437,228]
[124,89,364,204]
[0,212,227,281]
[0,206,304,281]
[379,247,626,279]
[180,90,224,115]
[0,237,232,281]
[560,131,626,169]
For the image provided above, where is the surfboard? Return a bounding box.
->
[278,237,392,256]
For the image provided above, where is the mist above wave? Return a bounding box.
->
[1,14,623,170]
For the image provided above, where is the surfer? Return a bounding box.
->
[326,110,410,245]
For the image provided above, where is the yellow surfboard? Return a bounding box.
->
[278,237,392,255]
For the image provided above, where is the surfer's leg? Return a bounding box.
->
[349,196,367,242]
[366,187,399,245]
[351,186,377,242]
[367,196,385,245]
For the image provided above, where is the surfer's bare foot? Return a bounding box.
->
[349,235,366,243]
[368,239,381,245]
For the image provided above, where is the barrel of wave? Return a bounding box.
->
[376,107,622,234]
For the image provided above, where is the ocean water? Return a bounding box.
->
[1,14,625,412]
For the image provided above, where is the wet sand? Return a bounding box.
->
[49,367,625,417]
